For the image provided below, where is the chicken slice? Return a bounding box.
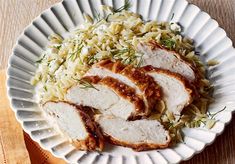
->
[66,76,146,120]
[95,115,171,151]
[85,60,161,115]
[42,101,104,151]
[138,41,196,82]
[141,66,193,115]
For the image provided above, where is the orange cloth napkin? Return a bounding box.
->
[0,70,65,164]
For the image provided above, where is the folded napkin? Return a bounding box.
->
[0,70,65,164]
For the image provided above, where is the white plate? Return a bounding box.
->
[6,0,235,163]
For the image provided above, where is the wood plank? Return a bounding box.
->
[0,0,60,69]
[0,70,31,164]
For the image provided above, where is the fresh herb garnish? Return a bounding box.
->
[59,59,66,66]
[161,38,176,49]
[170,13,175,21]
[195,51,200,56]
[35,54,46,64]
[111,48,139,65]
[111,48,130,61]
[105,14,112,21]
[111,48,144,66]
[123,55,136,65]
[188,106,227,128]
[113,0,131,13]
[68,45,83,61]
[43,85,47,91]
[47,74,56,82]
[94,9,102,22]
[111,48,129,56]
[136,53,144,67]
[106,0,131,21]
[87,55,98,65]
[53,59,66,73]
[73,78,99,91]
[198,119,206,125]
[54,45,62,49]
[207,106,226,119]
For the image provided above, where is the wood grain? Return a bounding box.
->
[0,70,31,164]
[0,0,235,163]
[0,0,61,69]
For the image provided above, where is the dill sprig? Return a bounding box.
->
[191,118,206,127]
[87,55,97,65]
[161,38,176,50]
[106,0,131,21]
[170,13,175,21]
[59,59,66,67]
[187,106,227,128]
[94,9,103,22]
[35,54,46,64]
[43,85,47,91]
[73,78,99,91]
[123,55,136,65]
[111,48,139,65]
[53,59,66,73]
[136,53,144,67]
[111,48,144,66]
[207,106,226,119]
[54,45,62,50]
[111,48,129,61]
[113,0,131,13]
[68,45,83,61]
[47,74,56,82]
[111,48,129,56]
[194,51,200,56]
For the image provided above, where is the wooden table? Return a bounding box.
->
[0,0,234,163]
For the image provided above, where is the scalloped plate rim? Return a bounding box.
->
[6,0,235,163]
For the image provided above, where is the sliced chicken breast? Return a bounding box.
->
[95,115,171,151]
[140,66,193,115]
[42,101,104,151]
[85,60,161,114]
[137,41,196,82]
[66,76,146,120]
